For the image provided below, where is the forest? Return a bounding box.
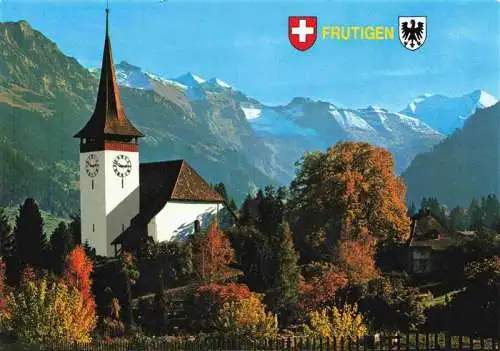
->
[0,141,499,346]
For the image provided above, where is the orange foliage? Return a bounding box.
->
[338,230,379,284]
[196,283,251,306]
[193,222,235,283]
[64,245,95,307]
[194,283,251,329]
[297,268,348,315]
[290,142,410,252]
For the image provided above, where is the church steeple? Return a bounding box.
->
[74,9,143,140]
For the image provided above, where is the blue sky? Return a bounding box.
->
[0,0,498,110]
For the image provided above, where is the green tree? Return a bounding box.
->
[483,194,500,229]
[420,197,447,228]
[49,222,74,276]
[449,206,469,233]
[69,213,81,245]
[468,198,485,231]
[407,202,417,217]
[267,222,300,325]
[0,208,13,258]
[13,198,47,275]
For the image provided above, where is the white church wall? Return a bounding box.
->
[150,201,223,242]
[103,150,140,255]
[80,151,107,256]
[80,150,140,257]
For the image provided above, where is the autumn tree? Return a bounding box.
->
[307,303,367,340]
[215,293,278,340]
[297,263,349,315]
[6,277,96,344]
[193,283,251,331]
[289,142,410,262]
[13,198,47,274]
[192,222,234,283]
[65,245,94,303]
[337,229,379,284]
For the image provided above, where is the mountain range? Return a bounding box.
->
[0,20,497,217]
[402,102,500,208]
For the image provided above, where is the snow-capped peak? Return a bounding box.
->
[472,90,498,108]
[173,72,206,87]
[205,78,232,89]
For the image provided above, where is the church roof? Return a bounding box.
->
[111,160,225,245]
[140,160,225,204]
[74,10,143,139]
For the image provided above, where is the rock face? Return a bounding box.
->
[402,102,500,207]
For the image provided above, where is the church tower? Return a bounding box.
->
[74,9,144,257]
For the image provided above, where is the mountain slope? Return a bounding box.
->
[0,21,275,216]
[112,63,446,175]
[402,102,500,207]
[401,90,498,135]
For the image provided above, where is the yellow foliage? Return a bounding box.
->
[5,278,96,344]
[216,294,278,339]
[308,303,367,340]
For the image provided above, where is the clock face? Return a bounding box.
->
[85,154,100,178]
[113,154,132,178]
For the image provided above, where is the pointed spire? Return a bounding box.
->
[74,8,143,139]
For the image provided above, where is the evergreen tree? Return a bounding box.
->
[407,202,417,217]
[268,222,300,325]
[420,197,447,227]
[49,221,74,276]
[83,239,96,260]
[13,198,46,272]
[469,198,485,231]
[449,206,469,233]
[483,194,500,229]
[69,213,81,245]
[0,207,13,257]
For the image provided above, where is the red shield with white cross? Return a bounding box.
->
[288,16,317,51]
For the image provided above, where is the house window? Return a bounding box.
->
[194,220,201,233]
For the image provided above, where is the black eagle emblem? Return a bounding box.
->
[401,19,425,48]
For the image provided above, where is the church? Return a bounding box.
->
[74,10,226,257]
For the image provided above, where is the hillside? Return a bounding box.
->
[0,21,276,216]
[402,102,500,207]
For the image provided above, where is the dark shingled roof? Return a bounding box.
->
[111,160,225,245]
[74,10,143,139]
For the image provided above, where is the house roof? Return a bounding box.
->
[74,10,143,139]
[111,160,225,245]
[408,214,457,251]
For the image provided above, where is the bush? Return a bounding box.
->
[5,277,96,344]
[307,303,367,339]
[192,283,251,331]
[215,294,278,340]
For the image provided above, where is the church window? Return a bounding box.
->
[122,223,125,231]
[91,179,94,190]
[92,224,95,232]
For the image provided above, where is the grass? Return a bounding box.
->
[423,288,465,308]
